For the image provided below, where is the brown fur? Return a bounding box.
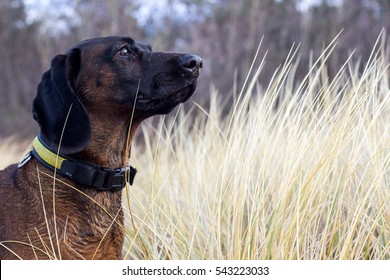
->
[0,36,201,259]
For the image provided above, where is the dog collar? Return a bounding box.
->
[19,135,136,192]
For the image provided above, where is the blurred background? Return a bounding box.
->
[0,0,389,139]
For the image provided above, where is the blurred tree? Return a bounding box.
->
[75,0,144,39]
[172,0,303,99]
[0,0,40,137]
[338,0,389,66]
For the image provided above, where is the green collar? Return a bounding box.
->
[19,135,136,191]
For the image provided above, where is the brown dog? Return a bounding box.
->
[0,36,202,259]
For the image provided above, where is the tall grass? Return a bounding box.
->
[122,37,389,260]
[1,37,389,260]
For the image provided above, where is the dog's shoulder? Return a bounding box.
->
[0,164,19,190]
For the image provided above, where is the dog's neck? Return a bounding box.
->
[75,115,141,169]
[75,114,142,172]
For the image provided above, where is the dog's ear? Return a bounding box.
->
[32,48,91,155]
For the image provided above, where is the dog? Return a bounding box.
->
[0,36,202,259]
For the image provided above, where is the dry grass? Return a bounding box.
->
[0,137,31,169]
[1,37,389,260]
[122,37,389,260]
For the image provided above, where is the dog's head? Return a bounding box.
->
[33,36,202,154]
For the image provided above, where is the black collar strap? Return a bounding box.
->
[27,135,136,192]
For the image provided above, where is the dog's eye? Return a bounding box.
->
[118,46,131,57]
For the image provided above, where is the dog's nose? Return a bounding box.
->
[180,54,203,74]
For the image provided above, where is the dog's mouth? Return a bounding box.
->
[136,78,197,114]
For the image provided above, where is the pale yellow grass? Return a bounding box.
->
[1,37,389,260]
[122,38,389,259]
[0,138,31,169]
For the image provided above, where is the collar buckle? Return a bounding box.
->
[103,167,128,192]
[100,166,137,192]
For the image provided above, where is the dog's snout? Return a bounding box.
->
[180,54,203,74]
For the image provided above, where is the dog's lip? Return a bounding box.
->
[135,83,196,111]
[136,79,197,103]
[136,89,189,103]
